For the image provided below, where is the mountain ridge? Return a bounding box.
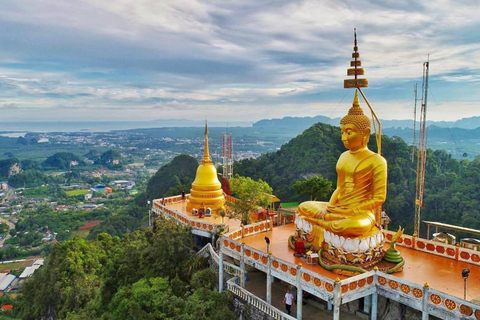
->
[253,115,480,130]
[235,122,480,235]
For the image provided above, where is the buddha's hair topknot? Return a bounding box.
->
[340,96,371,133]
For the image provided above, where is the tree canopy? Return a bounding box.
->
[20,218,234,319]
[146,154,198,201]
[43,152,83,169]
[229,175,272,225]
[292,175,333,201]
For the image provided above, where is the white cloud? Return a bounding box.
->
[0,0,479,122]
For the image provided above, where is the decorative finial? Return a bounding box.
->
[202,119,212,164]
[354,28,357,49]
[344,29,368,89]
[353,89,360,107]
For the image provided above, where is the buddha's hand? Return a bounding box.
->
[303,215,322,223]
[313,211,326,219]
[326,205,354,215]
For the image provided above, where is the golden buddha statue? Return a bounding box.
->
[186,121,225,213]
[295,90,387,253]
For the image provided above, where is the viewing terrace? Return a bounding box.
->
[152,194,241,240]
[154,194,480,320]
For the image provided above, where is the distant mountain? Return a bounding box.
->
[253,115,480,130]
[253,116,480,159]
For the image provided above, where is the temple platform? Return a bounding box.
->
[152,197,242,239]
[241,224,480,301]
[167,200,242,231]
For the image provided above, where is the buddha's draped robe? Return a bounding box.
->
[298,148,387,246]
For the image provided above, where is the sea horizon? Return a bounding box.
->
[0,120,254,133]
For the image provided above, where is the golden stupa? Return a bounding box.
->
[186,121,225,213]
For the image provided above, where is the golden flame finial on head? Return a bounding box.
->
[352,89,360,108]
[340,89,371,133]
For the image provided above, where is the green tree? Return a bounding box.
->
[145,154,198,201]
[229,175,273,225]
[142,217,193,281]
[106,277,185,320]
[8,169,48,188]
[43,152,83,169]
[20,237,107,319]
[19,223,233,319]
[292,175,333,201]
[97,150,123,169]
[190,268,217,291]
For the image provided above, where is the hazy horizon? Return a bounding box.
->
[0,114,479,133]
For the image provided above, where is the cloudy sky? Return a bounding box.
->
[0,0,479,123]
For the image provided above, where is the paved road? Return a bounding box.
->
[0,189,14,205]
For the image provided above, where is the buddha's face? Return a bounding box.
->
[340,123,368,151]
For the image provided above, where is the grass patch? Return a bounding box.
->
[72,220,102,238]
[0,260,32,272]
[20,187,52,199]
[72,229,90,238]
[66,189,89,197]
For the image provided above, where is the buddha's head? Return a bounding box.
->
[340,90,371,151]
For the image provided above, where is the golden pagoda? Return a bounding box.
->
[186,121,225,213]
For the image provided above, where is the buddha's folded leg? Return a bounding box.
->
[298,201,329,218]
[320,212,375,237]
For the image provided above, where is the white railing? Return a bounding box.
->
[227,277,296,320]
[198,243,243,278]
[221,235,336,302]
[224,219,272,241]
[427,287,480,319]
[338,270,376,304]
[375,271,480,319]
[152,199,225,235]
[383,229,480,267]
[375,272,424,311]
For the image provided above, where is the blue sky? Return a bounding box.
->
[0,0,479,123]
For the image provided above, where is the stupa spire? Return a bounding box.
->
[202,119,212,164]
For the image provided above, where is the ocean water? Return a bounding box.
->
[0,120,252,133]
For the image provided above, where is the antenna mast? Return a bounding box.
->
[414,59,429,237]
[222,129,233,195]
[411,84,419,162]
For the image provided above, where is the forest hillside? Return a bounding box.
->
[235,123,475,235]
